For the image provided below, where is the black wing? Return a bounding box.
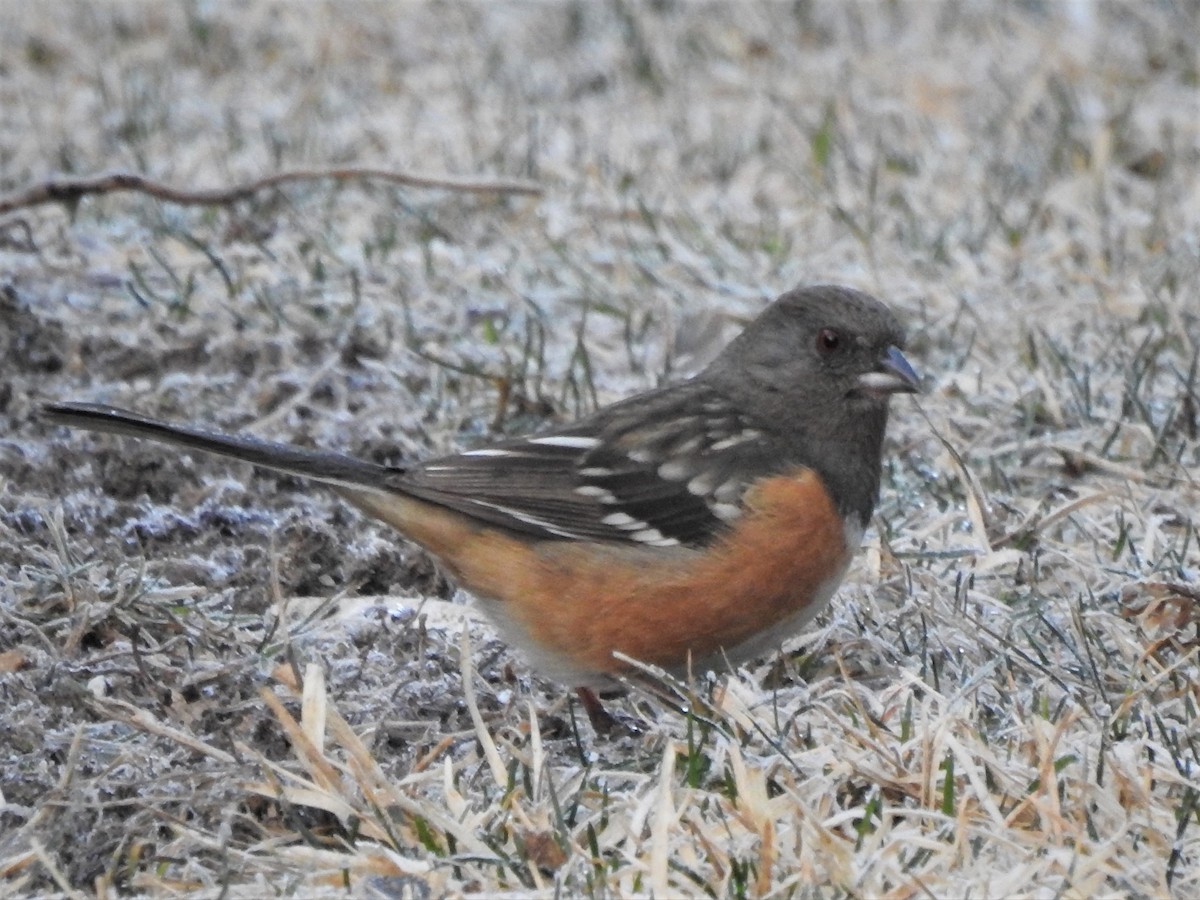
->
[391,381,789,547]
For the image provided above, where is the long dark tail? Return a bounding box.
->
[42,401,395,492]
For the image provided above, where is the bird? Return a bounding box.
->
[43,284,919,730]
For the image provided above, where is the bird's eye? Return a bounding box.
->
[816,328,842,354]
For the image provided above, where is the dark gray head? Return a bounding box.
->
[706,284,916,409]
[703,284,919,523]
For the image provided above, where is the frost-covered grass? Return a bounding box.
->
[2,3,1198,896]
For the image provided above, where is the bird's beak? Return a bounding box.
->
[857,345,920,396]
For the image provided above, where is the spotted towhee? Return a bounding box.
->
[44,285,919,727]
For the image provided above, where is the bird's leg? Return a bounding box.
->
[575,686,619,734]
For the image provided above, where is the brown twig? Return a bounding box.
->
[0,166,542,216]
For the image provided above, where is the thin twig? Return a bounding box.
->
[0,166,542,215]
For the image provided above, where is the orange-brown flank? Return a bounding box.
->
[343,468,850,678]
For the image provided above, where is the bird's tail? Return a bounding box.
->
[42,401,396,493]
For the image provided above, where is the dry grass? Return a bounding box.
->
[2,2,1198,897]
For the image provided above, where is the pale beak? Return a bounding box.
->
[857,345,920,396]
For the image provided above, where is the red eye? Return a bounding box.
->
[816,328,841,353]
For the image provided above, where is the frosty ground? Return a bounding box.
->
[1,3,1198,897]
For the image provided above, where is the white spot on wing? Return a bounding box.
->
[709,430,762,451]
[467,499,580,539]
[710,501,742,522]
[657,459,691,481]
[574,485,615,501]
[713,479,744,503]
[460,448,513,457]
[528,435,600,449]
[631,528,680,546]
[602,512,640,528]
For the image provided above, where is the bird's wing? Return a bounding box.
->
[393,383,789,547]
